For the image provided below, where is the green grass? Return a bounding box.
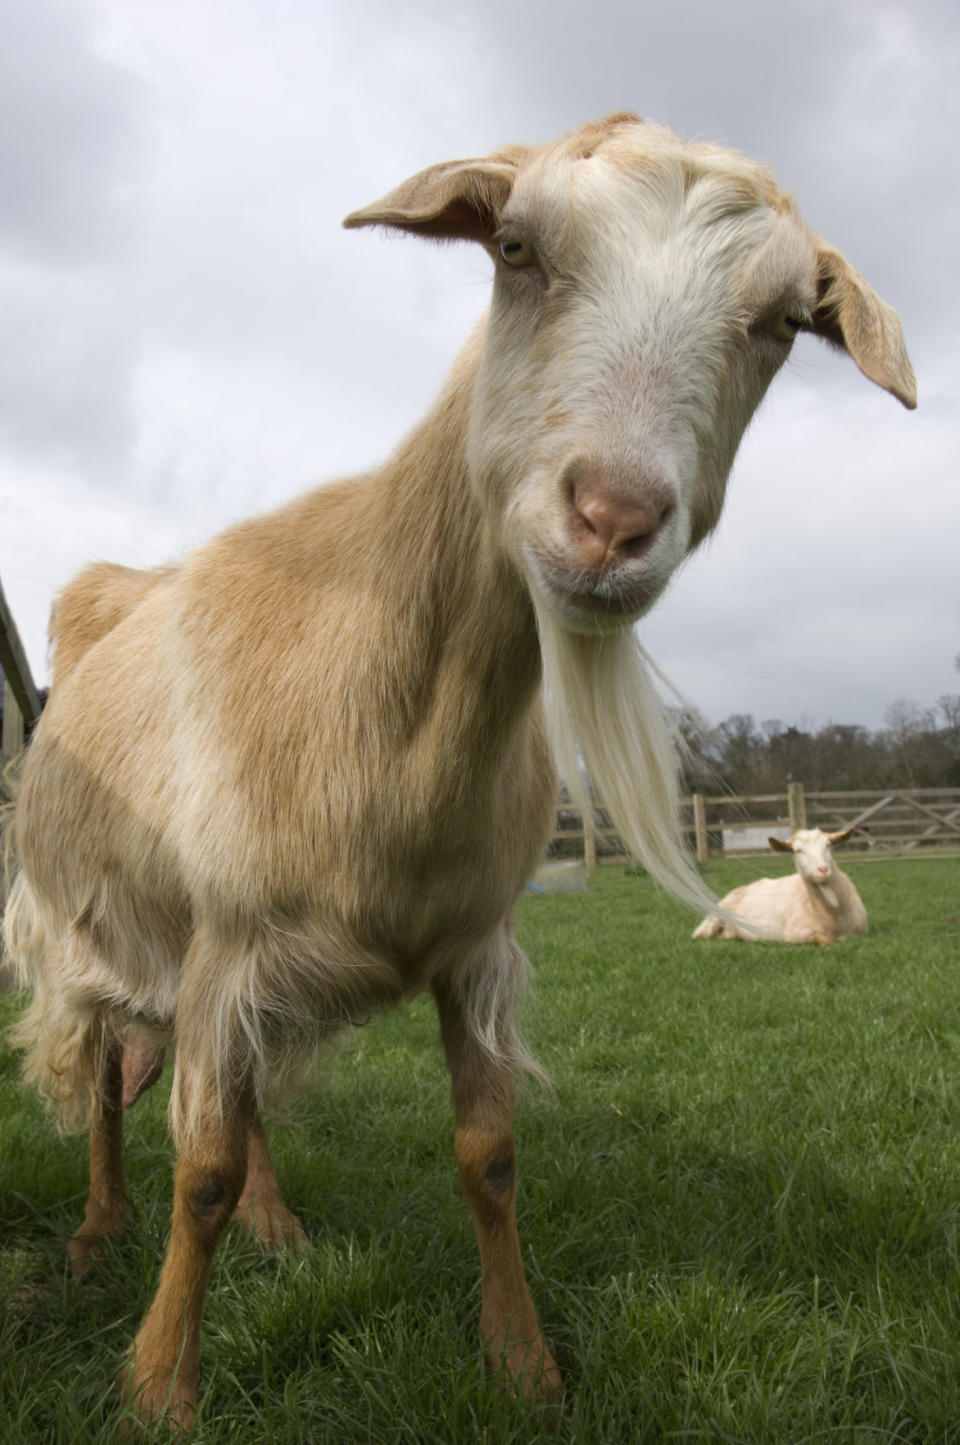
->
[2,854,959,1442]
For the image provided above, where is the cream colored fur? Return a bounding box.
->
[692,828,869,945]
[6,113,911,1148]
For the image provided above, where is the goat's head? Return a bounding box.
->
[769,826,854,886]
[345,116,912,911]
[345,113,916,635]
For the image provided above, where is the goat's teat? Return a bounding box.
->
[566,464,673,571]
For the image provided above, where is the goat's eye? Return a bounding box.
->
[499,236,538,268]
[769,311,808,344]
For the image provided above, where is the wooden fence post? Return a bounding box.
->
[583,805,597,878]
[787,781,807,833]
[692,792,709,864]
[2,678,24,763]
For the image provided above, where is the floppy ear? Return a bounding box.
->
[811,244,917,409]
[768,836,794,853]
[828,826,855,845]
[343,154,522,244]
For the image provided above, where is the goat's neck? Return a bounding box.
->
[366,348,542,760]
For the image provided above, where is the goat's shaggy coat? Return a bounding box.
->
[3,114,914,1426]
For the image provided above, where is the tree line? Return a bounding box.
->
[672,686,960,798]
[4,670,959,800]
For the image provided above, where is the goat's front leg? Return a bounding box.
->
[117,1028,305,1253]
[70,1025,129,1275]
[233,1114,309,1252]
[124,982,253,1430]
[125,1105,249,1428]
[433,974,561,1402]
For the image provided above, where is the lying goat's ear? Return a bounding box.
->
[343,155,521,244]
[828,827,855,845]
[768,836,794,853]
[812,243,917,409]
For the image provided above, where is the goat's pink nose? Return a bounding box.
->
[570,476,672,568]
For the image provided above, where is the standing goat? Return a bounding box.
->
[692,827,869,945]
[4,114,914,1427]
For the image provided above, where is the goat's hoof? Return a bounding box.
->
[233,1196,310,1254]
[69,1233,107,1278]
[121,1352,197,1433]
[69,1204,130,1277]
[489,1337,563,1406]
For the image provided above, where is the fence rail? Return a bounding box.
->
[549,782,960,874]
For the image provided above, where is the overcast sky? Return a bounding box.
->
[1,0,957,732]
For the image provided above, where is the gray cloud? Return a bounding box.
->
[0,0,145,264]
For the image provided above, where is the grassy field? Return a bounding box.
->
[1,853,959,1442]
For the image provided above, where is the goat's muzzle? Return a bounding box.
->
[566,463,674,574]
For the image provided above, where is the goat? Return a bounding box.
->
[3,114,914,1427]
[692,827,869,945]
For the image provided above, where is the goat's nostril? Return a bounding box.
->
[574,490,668,559]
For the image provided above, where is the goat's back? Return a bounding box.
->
[49,562,178,687]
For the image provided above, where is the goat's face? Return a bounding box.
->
[345,114,915,635]
[787,828,836,886]
[472,132,816,630]
[769,826,853,885]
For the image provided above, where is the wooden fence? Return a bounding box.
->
[549,781,960,875]
[1,575,42,973]
[0,573,42,786]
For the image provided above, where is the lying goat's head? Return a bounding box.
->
[345,112,915,634]
[769,826,855,886]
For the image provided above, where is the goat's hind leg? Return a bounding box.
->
[233,1113,309,1253]
[433,973,562,1403]
[69,1022,129,1276]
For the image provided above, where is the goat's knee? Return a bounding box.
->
[456,1130,517,1224]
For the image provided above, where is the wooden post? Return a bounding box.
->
[583,804,597,878]
[0,575,42,734]
[787,781,807,833]
[692,792,709,865]
[2,678,24,762]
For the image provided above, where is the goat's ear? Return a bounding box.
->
[343,157,519,244]
[811,244,917,409]
[828,827,854,845]
[768,836,793,853]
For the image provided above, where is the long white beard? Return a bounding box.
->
[533,599,717,915]
[819,883,840,911]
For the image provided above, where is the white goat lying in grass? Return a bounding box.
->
[693,827,869,945]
